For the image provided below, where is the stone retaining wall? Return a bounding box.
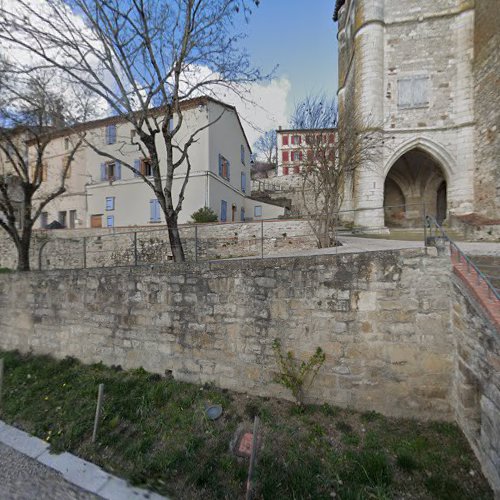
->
[0,219,315,270]
[0,248,454,420]
[452,277,500,495]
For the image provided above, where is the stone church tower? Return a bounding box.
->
[334,0,499,229]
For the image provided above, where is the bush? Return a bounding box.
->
[191,207,218,223]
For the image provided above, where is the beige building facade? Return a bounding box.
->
[1,98,284,230]
[334,0,499,229]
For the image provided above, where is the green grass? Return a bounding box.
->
[0,267,12,273]
[0,350,493,499]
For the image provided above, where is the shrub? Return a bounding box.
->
[272,339,325,406]
[191,207,218,223]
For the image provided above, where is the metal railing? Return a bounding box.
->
[426,215,500,302]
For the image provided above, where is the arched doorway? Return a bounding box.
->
[383,148,447,228]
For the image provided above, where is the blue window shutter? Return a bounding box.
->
[150,199,160,222]
[106,215,114,227]
[106,124,116,144]
[115,161,121,179]
[241,172,246,193]
[150,200,155,221]
[100,163,107,181]
[134,159,141,177]
[240,208,245,221]
[218,155,223,176]
[221,200,227,222]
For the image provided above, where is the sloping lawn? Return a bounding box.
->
[0,351,492,499]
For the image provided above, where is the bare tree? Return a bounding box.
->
[291,95,380,247]
[253,129,277,166]
[0,68,88,270]
[0,0,265,262]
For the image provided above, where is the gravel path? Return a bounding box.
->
[0,442,100,500]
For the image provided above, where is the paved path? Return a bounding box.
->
[0,421,167,500]
[267,236,424,259]
[267,237,500,259]
[0,442,99,500]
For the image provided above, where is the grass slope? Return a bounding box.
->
[0,351,493,499]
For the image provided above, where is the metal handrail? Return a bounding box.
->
[425,215,500,301]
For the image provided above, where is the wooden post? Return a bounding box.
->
[92,383,104,443]
[0,358,4,410]
[245,416,260,500]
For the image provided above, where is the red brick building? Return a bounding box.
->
[276,128,336,176]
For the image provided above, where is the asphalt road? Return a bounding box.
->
[0,442,100,500]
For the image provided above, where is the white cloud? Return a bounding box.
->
[220,77,291,148]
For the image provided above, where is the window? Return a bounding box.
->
[40,212,48,228]
[220,200,227,222]
[294,166,300,174]
[106,124,117,144]
[282,135,289,146]
[291,151,302,162]
[241,145,245,165]
[134,158,152,177]
[328,133,335,144]
[105,197,115,211]
[58,211,66,227]
[241,172,246,193]
[218,154,230,180]
[168,117,174,131]
[282,151,289,162]
[291,135,301,145]
[100,161,121,181]
[69,210,77,229]
[141,158,153,176]
[130,129,136,143]
[254,205,262,218]
[106,215,114,228]
[307,149,313,161]
[283,166,289,175]
[398,76,430,108]
[150,199,161,222]
[240,207,245,222]
[64,138,69,150]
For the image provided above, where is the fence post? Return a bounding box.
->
[92,383,104,443]
[260,220,264,259]
[194,225,198,262]
[133,232,138,266]
[83,237,87,269]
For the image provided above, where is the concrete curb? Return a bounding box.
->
[0,420,167,499]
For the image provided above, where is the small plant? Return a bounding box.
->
[272,339,325,406]
[191,206,218,223]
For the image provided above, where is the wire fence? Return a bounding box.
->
[35,202,490,272]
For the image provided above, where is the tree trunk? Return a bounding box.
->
[166,214,185,262]
[16,232,31,271]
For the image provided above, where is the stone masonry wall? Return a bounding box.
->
[0,249,454,420]
[452,277,500,495]
[0,219,315,270]
[473,0,500,219]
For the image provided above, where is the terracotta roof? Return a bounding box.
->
[333,0,346,21]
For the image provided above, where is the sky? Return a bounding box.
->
[232,0,340,142]
[0,0,340,148]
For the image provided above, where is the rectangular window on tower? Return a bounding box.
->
[398,76,430,109]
